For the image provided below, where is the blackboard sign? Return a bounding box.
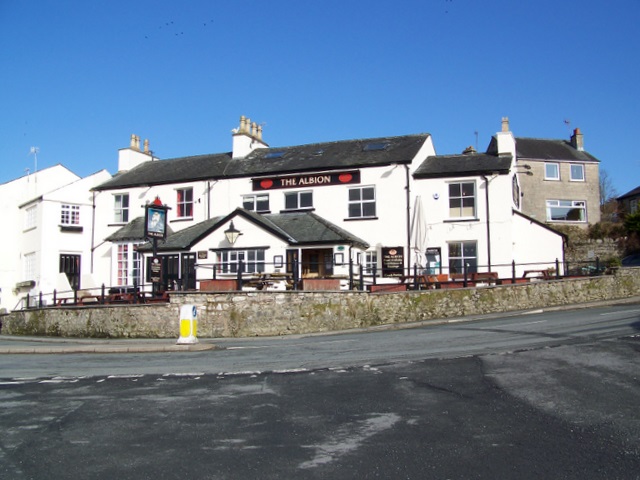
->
[381,246,404,277]
[149,256,163,283]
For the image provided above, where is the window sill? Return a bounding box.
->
[444,218,479,223]
[59,225,83,233]
[547,220,587,224]
[280,208,315,213]
[344,216,378,221]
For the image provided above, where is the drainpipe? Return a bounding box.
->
[482,175,492,271]
[405,164,411,272]
[207,181,211,219]
[91,191,96,273]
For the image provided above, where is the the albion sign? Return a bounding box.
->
[252,170,361,191]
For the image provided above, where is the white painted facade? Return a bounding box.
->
[1,118,567,312]
[91,118,564,292]
[0,165,110,312]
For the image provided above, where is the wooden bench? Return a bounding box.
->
[523,270,552,280]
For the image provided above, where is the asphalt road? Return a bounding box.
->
[1,302,639,479]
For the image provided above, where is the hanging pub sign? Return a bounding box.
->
[381,246,404,277]
[144,197,169,240]
[252,170,361,191]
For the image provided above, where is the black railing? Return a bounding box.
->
[19,256,611,310]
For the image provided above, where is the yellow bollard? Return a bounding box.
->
[177,304,198,344]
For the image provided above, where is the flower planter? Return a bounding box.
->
[301,278,341,291]
[199,279,237,291]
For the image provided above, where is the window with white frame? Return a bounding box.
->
[545,163,560,180]
[218,249,266,274]
[243,194,270,212]
[364,251,378,275]
[116,243,142,286]
[448,241,477,275]
[348,186,376,218]
[114,194,129,223]
[448,182,476,218]
[176,188,193,218]
[546,200,587,222]
[61,204,80,225]
[284,191,313,210]
[25,205,37,230]
[570,164,585,181]
[23,252,36,280]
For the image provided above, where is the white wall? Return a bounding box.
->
[0,165,81,311]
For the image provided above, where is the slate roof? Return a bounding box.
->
[136,209,369,252]
[104,217,175,242]
[514,137,599,163]
[94,134,430,191]
[617,186,640,201]
[413,153,512,179]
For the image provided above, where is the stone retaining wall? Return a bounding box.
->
[4,268,640,338]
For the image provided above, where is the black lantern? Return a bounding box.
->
[224,221,242,246]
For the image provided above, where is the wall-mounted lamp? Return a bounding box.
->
[224,221,242,246]
[516,164,533,176]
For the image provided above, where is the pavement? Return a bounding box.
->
[0,335,216,354]
[1,295,639,355]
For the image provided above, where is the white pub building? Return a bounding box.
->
[91,116,564,293]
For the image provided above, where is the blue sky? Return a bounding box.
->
[1,0,639,196]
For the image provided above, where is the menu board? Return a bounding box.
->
[149,257,163,283]
[381,247,404,277]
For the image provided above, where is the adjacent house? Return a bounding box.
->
[509,124,601,228]
[617,186,640,215]
[0,166,111,312]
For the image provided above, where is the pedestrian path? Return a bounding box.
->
[0,335,215,354]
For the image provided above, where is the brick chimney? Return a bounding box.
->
[570,128,584,151]
[232,115,268,159]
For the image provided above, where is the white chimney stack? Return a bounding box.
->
[232,115,268,159]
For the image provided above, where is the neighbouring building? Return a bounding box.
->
[617,186,640,215]
[509,122,601,228]
[0,166,111,312]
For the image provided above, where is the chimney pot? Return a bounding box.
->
[462,145,476,155]
[501,117,510,133]
[570,128,584,151]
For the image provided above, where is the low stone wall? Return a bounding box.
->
[3,268,640,338]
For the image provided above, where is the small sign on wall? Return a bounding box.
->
[381,246,404,277]
[198,251,208,260]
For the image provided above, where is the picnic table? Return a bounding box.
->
[522,270,553,280]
